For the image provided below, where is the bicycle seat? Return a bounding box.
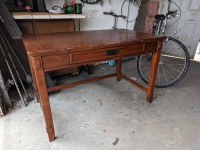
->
[155,14,165,20]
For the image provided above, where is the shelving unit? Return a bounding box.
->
[12,12,85,20]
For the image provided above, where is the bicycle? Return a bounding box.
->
[137,0,190,88]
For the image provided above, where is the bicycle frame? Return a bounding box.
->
[155,0,175,36]
[155,16,168,36]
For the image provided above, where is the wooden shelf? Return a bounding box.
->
[12,12,85,20]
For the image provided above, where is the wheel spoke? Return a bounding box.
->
[162,48,182,61]
[164,68,176,81]
[166,64,183,74]
[137,37,189,87]
[144,70,150,78]
[161,65,168,84]
[164,64,184,66]
[157,65,161,85]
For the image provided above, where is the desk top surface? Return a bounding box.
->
[22,29,166,56]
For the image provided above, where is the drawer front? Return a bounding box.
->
[69,48,118,64]
[118,44,145,56]
[69,44,145,64]
[42,54,69,69]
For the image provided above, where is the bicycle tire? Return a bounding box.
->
[137,37,190,88]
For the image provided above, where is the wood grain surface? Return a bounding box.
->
[22,29,166,56]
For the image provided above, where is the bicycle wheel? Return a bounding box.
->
[137,37,190,88]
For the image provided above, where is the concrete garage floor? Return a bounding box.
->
[0,59,200,150]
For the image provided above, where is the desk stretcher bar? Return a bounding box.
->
[47,73,147,93]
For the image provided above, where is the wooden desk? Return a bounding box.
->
[22,29,165,142]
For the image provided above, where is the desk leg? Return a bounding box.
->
[146,41,162,103]
[116,59,122,81]
[32,57,55,142]
[28,57,40,103]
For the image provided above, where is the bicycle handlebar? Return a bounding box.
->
[103,12,127,19]
[166,10,178,18]
[103,12,111,15]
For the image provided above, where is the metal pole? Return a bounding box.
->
[0,28,33,86]
[0,45,27,106]
[0,96,4,117]
[0,69,12,107]
[7,52,29,98]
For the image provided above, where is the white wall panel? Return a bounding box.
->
[45,0,139,31]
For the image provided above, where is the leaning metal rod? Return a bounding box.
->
[0,45,27,106]
[7,51,29,99]
[0,69,12,107]
[0,28,33,87]
[1,53,32,87]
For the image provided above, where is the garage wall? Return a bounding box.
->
[45,0,139,31]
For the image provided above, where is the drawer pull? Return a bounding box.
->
[106,49,119,56]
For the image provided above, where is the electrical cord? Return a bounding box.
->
[126,0,131,29]
[121,0,141,23]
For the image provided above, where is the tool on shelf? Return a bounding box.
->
[63,0,75,14]
[48,6,65,14]
[75,3,82,14]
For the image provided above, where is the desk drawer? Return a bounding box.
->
[118,44,145,56]
[42,54,69,69]
[69,44,145,64]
